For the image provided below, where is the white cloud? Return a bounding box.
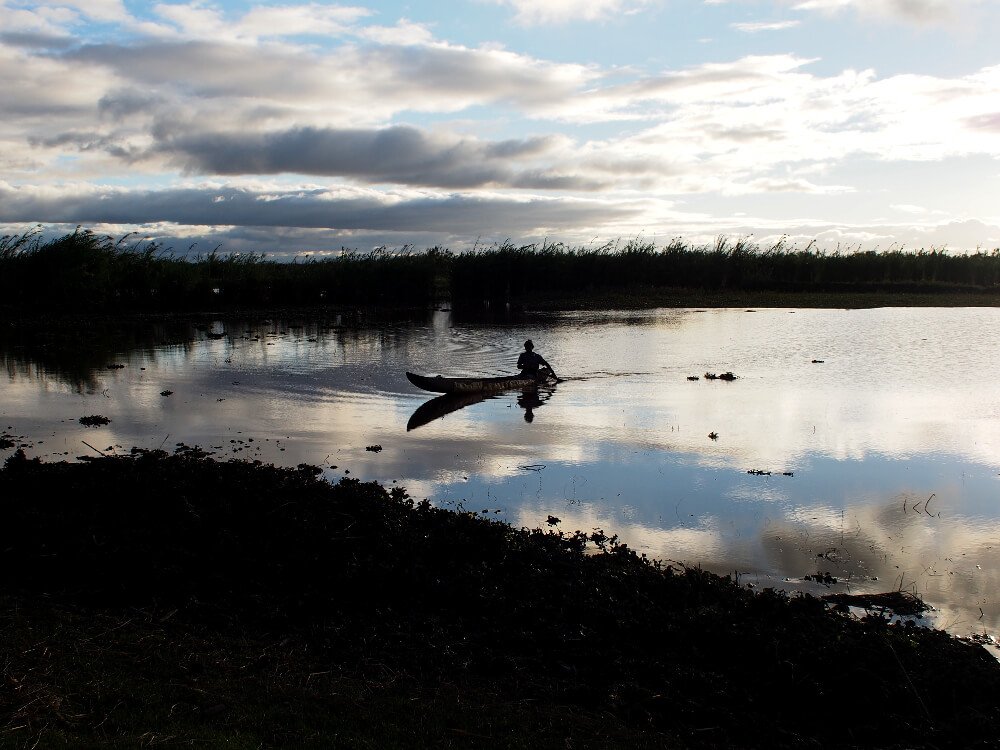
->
[493,0,656,25]
[790,0,982,25]
[0,2,78,35]
[238,3,371,38]
[26,0,129,23]
[731,20,800,32]
[146,3,231,40]
[891,204,929,214]
[357,19,435,46]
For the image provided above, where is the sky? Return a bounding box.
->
[2,0,1000,257]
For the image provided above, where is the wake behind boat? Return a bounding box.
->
[406,369,554,395]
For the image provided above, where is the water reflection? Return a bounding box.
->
[407,392,489,431]
[406,383,557,429]
[2,307,1000,647]
[517,388,548,423]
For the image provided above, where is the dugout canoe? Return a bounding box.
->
[406,369,553,395]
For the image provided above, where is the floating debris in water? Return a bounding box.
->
[708,432,719,440]
[969,632,997,647]
[365,445,383,453]
[811,359,825,364]
[106,363,125,369]
[160,390,173,397]
[79,415,111,427]
[804,572,838,585]
[686,375,700,381]
[704,372,737,381]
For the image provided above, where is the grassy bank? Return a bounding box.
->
[2,229,998,314]
[2,448,999,748]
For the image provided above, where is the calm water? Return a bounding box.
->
[3,307,999,645]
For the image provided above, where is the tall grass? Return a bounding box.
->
[0,228,446,312]
[1,228,998,313]
[449,236,1000,302]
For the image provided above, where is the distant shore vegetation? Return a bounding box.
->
[2,226,999,313]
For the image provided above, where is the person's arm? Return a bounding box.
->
[540,355,556,378]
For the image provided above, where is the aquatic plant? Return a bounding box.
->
[0,228,445,312]
[2,227,999,313]
[449,236,1000,304]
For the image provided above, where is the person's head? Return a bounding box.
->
[524,339,534,351]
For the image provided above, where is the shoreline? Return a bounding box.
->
[518,287,1000,310]
[2,448,998,748]
[2,285,1000,326]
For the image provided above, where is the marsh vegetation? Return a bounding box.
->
[2,228,999,314]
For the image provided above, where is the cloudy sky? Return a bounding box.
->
[2,0,999,256]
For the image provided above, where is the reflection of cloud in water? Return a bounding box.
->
[761,498,1000,639]
[540,380,1000,470]
[506,468,1000,642]
[6,307,1000,649]
[510,501,729,568]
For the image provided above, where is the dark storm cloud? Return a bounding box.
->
[0,32,76,50]
[29,131,111,149]
[98,89,163,121]
[63,40,323,98]
[0,184,641,236]
[152,126,604,190]
[27,131,142,161]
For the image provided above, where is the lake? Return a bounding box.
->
[3,306,999,646]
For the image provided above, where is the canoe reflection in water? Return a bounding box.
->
[406,386,555,431]
[406,391,488,431]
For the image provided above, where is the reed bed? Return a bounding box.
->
[449,237,1000,303]
[0,228,445,312]
[2,228,998,312]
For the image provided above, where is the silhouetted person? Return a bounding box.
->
[517,389,545,422]
[517,339,555,380]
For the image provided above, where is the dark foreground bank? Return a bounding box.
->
[2,449,998,749]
